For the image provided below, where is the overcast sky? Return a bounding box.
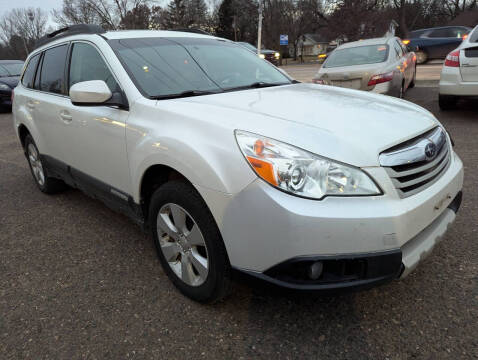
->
[0,0,63,18]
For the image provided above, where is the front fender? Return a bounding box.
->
[127,104,256,203]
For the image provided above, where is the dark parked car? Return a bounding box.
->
[404,26,471,64]
[237,42,280,66]
[0,60,24,110]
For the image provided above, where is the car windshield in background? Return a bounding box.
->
[108,37,290,98]
[0,63,23,77]
[324,45,389,68]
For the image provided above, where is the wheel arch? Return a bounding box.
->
[139,163,192,220]
[17,123,31,149]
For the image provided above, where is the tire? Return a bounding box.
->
[416,51,428,64]
[439,95,458,111]
[409,66,416,88]
[149,180,231,303]
[24,134,67,194]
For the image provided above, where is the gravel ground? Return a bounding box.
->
[0,87,477,359]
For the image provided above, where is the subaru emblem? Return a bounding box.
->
[425,142,437,159]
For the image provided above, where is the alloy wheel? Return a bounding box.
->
[27,143,45,186]
[156,203,209,286]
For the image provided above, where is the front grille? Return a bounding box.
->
[379,127,451,198]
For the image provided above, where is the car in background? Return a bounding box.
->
[313,37,416,98]
[0,60,24,110]
[237,42,280,66]
[317,44,337,64]
[439,25,478,110]
[403,26,471,64]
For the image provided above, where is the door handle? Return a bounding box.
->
[60,111,72,123]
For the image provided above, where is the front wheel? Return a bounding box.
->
[149,181,231,303]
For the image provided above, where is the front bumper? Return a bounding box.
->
[198,150,463,291]
[232,191,461,292]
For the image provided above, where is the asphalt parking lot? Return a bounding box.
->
[1,87,477,359]
[280,62,443,83]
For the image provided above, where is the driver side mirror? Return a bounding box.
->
[70,80,129,110]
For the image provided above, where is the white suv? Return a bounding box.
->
[439,25,478,110]
[13,25,463,302]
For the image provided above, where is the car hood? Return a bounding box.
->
[0,76,20,88]
[163,83,439,167]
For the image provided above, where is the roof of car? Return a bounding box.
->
[103,30,216,40]
[411,25,471,33]
[31,28,223,57]
[338,37,392,49]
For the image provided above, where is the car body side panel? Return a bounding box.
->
[126,100,257,203]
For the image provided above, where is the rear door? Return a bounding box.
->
[33,43,72,165]
[460,29,478,82]
[16,53,41,123]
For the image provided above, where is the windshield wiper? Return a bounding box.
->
[151,90,221,100]
[225,82,290,92]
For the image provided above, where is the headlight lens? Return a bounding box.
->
[235,130,381,199]
[274,52,280,58]
[259,54,266,59]
[0,83,10,90]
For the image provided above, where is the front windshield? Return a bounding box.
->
[0,63,23,76]
[109,37,291,98]
[324,45,389,68]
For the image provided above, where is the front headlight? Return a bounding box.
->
[235,130,381,199]
[259,54,266,59]
[274,52,280,58]
[0,83,10,90]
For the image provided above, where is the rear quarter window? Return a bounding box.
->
[21,54,40,89]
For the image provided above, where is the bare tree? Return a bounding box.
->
[53,0,151,29]
[52,0,101,26]
[0,7,49,58]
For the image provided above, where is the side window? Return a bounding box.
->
[39,44,68,94]
[450,27,467,38]
[398,40,408,54]
[21,54,40,89]
[392,42,402,59]
[429,28,450,38]
[33,55,43,90]
[69,42,119,92]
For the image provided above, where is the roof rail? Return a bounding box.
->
[170,28,211,35]
[35,24,106,49]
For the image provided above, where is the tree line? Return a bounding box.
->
[0,0,477,60]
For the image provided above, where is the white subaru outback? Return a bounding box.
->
[13,25,463,302]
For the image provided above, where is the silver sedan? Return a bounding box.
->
[313,37,417,98]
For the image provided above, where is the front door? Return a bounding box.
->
[61,41,132,197]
